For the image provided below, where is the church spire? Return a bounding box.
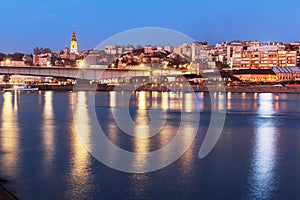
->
[70,26,78,54]
[71,26,77,41]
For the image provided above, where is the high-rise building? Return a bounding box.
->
[70,27,78,54]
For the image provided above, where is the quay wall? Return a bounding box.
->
[1,84,300,93]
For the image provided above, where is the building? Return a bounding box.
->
[229,67,300,83]
[33,53,52,66]
[70,27,78,54]
[247,44,285,52]
[240,50,297,69]
[232,69,277,83]
[0,59,26,67]
[174,43,192,58]
[105,45,117,55]
[272,66,300,81]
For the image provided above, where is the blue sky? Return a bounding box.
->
[0,0,299,53]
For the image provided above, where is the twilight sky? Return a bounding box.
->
[0,0,299,53]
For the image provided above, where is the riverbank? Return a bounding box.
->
[1,84,300,93]
[38,84,300,93]
[0,181,17,200]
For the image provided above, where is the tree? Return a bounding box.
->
[2,75,10,84]
[7,52,24,61]
[33,47,52,55]
[34,47,42,55]
[24,54,33,66]
[0,53,6,61]
[137,45,143,50]
[43,48,52,54]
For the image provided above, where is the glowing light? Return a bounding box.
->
[79,60,84,68]
[5,58,11,66]
[46,61,51,67]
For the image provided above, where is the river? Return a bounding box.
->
[1,91,300,199]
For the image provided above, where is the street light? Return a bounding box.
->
[5,58,11,66]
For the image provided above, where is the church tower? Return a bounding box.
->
[70,27,78,54]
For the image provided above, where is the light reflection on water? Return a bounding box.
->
[0,92,20,178]
[161,92,169,111]
[257,93,275,118]
[73,92,92,147]
[1,91,300,199]
[133,105,150,170]
[65,92,93,200]
[107,91,198,173]
[247,93,278,199]
[42,92,55,170]
[109,91,116,108]
[184,93,193,113]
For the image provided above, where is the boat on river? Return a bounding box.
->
[3,85,39,92]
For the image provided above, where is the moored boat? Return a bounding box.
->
[3,85,39,92]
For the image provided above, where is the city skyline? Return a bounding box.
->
[1,0,300,53]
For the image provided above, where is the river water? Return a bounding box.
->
[1,91,300,199]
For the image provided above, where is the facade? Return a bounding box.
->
[240,50,297,69]
[213,41,299,69]
[231,67,300,83]
[33,53,52,66]
[272,66,300,81]
[247,44,285,52]
[0,60,26,67]
[174,43,193,58]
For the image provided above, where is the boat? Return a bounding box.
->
[3,84,39,92]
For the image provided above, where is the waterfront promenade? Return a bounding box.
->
[1,84,300,93]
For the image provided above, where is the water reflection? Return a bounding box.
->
[184,93,193,112]
[73,92,92,146]
[14,90,18,110]
[0,92,20,177]
[211,92,226,111]
[196,92,205,111]
[279,93,288,111]
[161,92,169,111]
[178,122,197,175]
[133,114,150,170]
[242,92,246,99]
[109,91,116,108]
[254,93,258,100]
[151,91,159,109]
[258,93,275,118]
[135,92,151,138]
[66,92,92,199]
[137,91,147,110]
[169,92,182,110]
[248,93,278,199]
[129,173,150,200]
[227,92,232,110]
[274,95,280,112]
[133,92,156,171]
[42,92,55,169]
